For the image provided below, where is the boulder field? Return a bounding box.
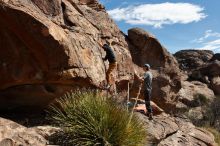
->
[0,0,219,145]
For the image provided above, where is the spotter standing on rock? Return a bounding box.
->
[139,64,153,120]
[102,44,117,88]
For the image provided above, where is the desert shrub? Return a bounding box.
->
[183,94,209,126]
[203,127,220,145]
[187,96,220,131]
[48,90,147,146]
[203,96,220,129]
[192,93,209,107]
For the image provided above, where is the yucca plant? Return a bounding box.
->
[48,90,147,146]
[202,127,220,145]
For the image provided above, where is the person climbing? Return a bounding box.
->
[102,44,117,88]
[139,64,153,120]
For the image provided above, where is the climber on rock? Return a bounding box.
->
[139,64,153,120]
[102,43,117,89]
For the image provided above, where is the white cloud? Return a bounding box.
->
[193,30,220,52]
[197,39,220,52]
[108,2,207,28]
[193,30,220,43]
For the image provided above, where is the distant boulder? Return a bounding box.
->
[211,77,220,95]
[127,28,182,112]
[128,28,179,69]
[210,53,220,61]
[176,81,215,110]
[190,60,220,81]
[174,50,214,72]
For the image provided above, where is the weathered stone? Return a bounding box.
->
[31,0,62,16]
[30,126,62,141]
[131,99,164,115]
[198,61,220,77]
[211,77,220,95]
[210,53,220,61]
[0,0,218,145]
[158,128,216,146]
[0,118,47,146]
[177,81,215,109]
[128,28,179,69]
[0,0,134,110]
[0,138,14,146]
[136,113,217,146]
[190,61,220,84]
[127,28,182,112]
[174,50,214,72]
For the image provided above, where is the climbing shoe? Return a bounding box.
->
[148,113,153,120]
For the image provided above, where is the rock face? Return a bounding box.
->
[190,61,220,91]
[0,1,218,145]
[174,50,214,72]
[175,81,215,121]
[175,50,220,96]
[0,118,48,145]
[137,113,217,146]
[1,113,217,146]
[210,53,220,61]
[128,28,182,112]
[176,81,215,110]
[0,0,183,112]
[131,99,164,115]
[211,77,220,95]
[195,61,220,78]
[128,28,179,69]
[0,0,133,110]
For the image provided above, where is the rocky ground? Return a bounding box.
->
[0,0,220,145]
[0,111,217,146]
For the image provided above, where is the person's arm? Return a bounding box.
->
[103,53,108,61]
[135,70,144,83]
[141,73,149,83]
[139,77,144,83]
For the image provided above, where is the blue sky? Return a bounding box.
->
[100,0,220,53]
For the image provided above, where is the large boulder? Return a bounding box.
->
[127,28,182,112]
[211,77,220,95]
[190,61,220,83]
[128,28,179,69]
[197,61,220,77]
[174,50,214,72]
[175,81,215,120]
[137,113,217,146]
[210,53,220,61]
[175,50,220,96]
[0,118,48,145]
[0,0,134,110]
[176,81,215,110]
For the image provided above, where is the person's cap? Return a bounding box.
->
[143,64,150,69]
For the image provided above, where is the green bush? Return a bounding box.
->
[203,96,220,129]
[192,93,209,106]
[48,90,147,146]
[203,127,220,145]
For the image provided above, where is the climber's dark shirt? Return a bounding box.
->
[103,46,116,63]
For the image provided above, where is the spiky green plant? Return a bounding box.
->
[48,90,147,146]
[202,127,220,145]
[193,93,209,106]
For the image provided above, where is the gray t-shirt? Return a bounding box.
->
[143,71,153,91]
